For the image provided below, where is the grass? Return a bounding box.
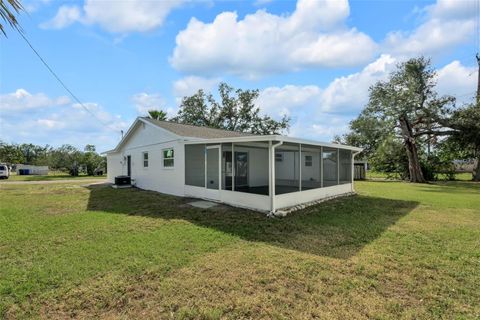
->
[0,180,479,319]
[5,172,106,181]
[366,171,474,181]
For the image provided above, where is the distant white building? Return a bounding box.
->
[16,164,49,175]
[105,117,362,214]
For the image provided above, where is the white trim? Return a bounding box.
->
[104,117,182,154]
[320,146,324,188]
[162,147,175,169]
[232,143,235,192]
[184,135,362,152]
[299,144,302,192]
[270,141,283,212]
[337,148,340,185]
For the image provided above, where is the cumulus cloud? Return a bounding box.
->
[0,89,129,150]
[436,60,477,104]
[170,0,377,77]
[173,76,220,99]
[132,93,166,114]
[41,0,184,33]
[40,5,81,29]
[256,56,476,141]
[0,89,70,112]
[257,54,397,118]
[384,0,476,56]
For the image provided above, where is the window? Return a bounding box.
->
[275,153,283,162]
[305,155,312,167]
[163,148,174,167]
[143,152,149,167]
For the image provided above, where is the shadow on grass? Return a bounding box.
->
[86,185,418,259]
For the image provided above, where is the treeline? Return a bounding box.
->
[0,142,105,176]
[338,57,480,182]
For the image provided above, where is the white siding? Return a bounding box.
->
[106,152,123,183]
[106,121,185,196]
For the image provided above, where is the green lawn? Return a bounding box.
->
[366,171,474,181]
[5,173,106,181]
[0,181,479,319]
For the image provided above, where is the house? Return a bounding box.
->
[105,117,362,214]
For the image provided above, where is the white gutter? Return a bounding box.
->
[270,140,283,214]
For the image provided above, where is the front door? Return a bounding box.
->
[127,155,131,177]
[206,146,220,200]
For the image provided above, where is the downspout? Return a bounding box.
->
[270,140,283,214]
[351,150,362,192]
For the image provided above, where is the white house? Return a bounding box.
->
[105,117,362,214]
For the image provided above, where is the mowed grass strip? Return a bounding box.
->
[0,180,479,319]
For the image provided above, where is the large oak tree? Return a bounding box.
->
[346,57,455,182]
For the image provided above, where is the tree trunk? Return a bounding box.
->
[399,116,426,183]
[474,155,480,181]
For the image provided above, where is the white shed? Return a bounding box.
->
[105,117,362,214]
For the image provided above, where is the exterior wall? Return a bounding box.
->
[275,151,320,181]
[240,146,268,187]
[184,185,270,212]
[106,152,123,183]
[106,122,185,196]
[275,183,353,210]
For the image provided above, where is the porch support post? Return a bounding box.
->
[299,144,302,191]
[268,140,273,203]
[219,144,222,190]
[204,145,207,188]
[320,146,323,188]
[269,140,283,213]
[232,143,235,191]
[337,148,340,185]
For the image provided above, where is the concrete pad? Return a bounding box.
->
[188,200,218,209]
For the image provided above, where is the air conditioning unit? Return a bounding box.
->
[114,175,131,186]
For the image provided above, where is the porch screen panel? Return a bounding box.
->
[339,149,352,184]
[322,148,338,187]
[185,144,205,187]
[274,143,300,195]
[301,146,322,190]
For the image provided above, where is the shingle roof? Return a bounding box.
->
[142,117,258,139]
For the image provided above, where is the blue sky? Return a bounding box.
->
[0,0,478,151]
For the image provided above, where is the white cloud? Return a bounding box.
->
[132,93,166,114]
[384,0,476,56]
[173,76,220,99]
[170,0,377,77]
[256,56,475,142]
[40,5,81,29]
[0,89,70,112]
[436,60,477,104]
[0,89,129,150]
[257,54,396,118]
[42,0,184,33]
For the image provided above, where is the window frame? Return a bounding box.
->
[275,152,283,162]
[142,151,149,168]
[305,155,313,167]
[162,147,175,169]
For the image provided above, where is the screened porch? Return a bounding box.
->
[184,139,357,212]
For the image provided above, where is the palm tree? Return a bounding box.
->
[148,110,168,121]
[0,0,24,37]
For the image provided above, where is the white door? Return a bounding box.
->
[205,146,221,200]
